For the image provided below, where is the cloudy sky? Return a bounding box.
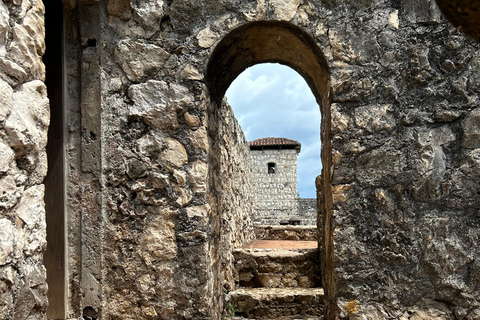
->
[225,63,322,198]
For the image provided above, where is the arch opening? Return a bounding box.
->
[205,20,335,319]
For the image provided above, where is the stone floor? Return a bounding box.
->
[240,240,318,250]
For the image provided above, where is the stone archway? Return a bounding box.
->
[205,20,336,319]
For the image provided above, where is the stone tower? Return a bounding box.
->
[249,137,301,225]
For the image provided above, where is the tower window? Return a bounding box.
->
[268,163,276,174]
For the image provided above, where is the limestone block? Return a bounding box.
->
[0,79,13,122]
[173,169,187,186]
[16,185,46,256]
[160,138,188,169]
[460,149,480,177]
[0,1,8,57]
[149,172,169,190]
[5,80,49,156]
[0,219,16,265]
[9,16,45,80]
[188,161,207,193]
[137,133,163,159]
[197,27,218,48]
[141,218,176,260]
[181,65,202,81]
[115,40,169,82]
[0,140,14,174]
[331,103,349,133]
[281,273,298,287]
[13,260,48,318]
[0,176,19,210]
[131,0,164,30]
[332,184,351,204]
[128,80,193,130]
[136,274,155,295]
[355,146,404,186]
[257,273,282,288]
[188,126,209,151]
[107,0,132,20]
[398,299,455,320]
[354,104,395,132]
[184,112,200,127]
[434,109,462,122]
[270,0,300,21]
[0,57,27,86]
[185,204,211,223]
[414,126,455,200]
[21,3,46,57]
[175,186,193,207]
[462,108,480,148]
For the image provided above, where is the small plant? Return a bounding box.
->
[227,302,236,317]
[222,302,236,319]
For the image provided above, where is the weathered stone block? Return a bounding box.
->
[0,219,15,265]
[462,108,480,148]
[5,80,49,156]
[128,80,193,131]
[140,218,176,261]
[115,40,169,82]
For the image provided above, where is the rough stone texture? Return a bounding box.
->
[254,226,317,241]
[0,1,48,319]
[249,149,300,225]
[249,147,317,225]
[326,0,480,318]
[98,46,254,318]
[234,248,321,289]
[2,0,480,319]
[297,199,317,225]
[209,99,256,298]
[229,287,325,318]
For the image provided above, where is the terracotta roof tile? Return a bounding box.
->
[249,137,301,152]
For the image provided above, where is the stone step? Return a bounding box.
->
[228,287,325,319]
[234,248,321,288]
[254,225,317,241]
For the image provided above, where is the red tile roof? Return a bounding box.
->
[249,137,301,152]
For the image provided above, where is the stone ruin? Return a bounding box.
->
[249,137,317,226]
[1,0,480,319]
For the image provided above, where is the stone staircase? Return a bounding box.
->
[228,226,324,319]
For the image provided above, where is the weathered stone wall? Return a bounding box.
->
[255,225,317,241]
[297,198,317,225]
[0,0,49,319]
[208,98,256,297]
[249,149,299,224]
[87,3,256,318]
[325,1,480,318]
[2,0,480,319]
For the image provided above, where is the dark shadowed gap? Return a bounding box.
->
[43,1,66,318]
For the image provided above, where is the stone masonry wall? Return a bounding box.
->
[297,198,317,225]
[249,149,299,225]
[94,3,256,318]
[2,0,480,319]
[0,0,49,319]
[208,98,256,300]
[326,1,480,318]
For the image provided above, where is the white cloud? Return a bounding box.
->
[225,63,322,198]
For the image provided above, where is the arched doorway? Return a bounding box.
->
[205,20,335,319]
